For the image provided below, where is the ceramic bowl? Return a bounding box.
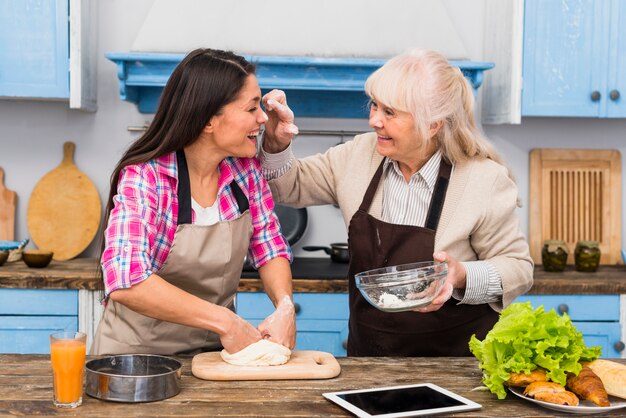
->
[22,250,54,268]
[0,250,8,266]
[355,261,448,312]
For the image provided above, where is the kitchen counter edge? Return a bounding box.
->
[1,258,625,294]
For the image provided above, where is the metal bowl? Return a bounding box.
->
[85,354,182,402]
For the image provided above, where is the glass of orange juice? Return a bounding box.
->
[50,331,87,408]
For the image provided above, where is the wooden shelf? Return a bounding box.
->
[105,52,494,117]
[530,265,626,295]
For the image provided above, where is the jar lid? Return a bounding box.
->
[544,240,568,252]
[576,240,599,248]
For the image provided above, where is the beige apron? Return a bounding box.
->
[92,151,252,356]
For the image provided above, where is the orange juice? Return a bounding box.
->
[50,333,86,407]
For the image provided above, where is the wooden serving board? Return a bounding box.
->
[0,167,17,241]
[192,350,341,381]
[26,142,101,260]
[529,149,621,264]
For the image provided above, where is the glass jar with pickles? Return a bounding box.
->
[541,240,568,272]
[574,240,601,272]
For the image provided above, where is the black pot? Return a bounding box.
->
[302,242,350,263]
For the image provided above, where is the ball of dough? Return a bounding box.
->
[220,339,291,366]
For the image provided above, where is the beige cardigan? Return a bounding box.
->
[268,132,533,310]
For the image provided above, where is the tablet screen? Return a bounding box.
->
[340,385,463,414]
[324,383,481,417]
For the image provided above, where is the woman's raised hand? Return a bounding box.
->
[262,90,299,153]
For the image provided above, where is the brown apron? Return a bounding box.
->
[347,159,498,357]
[92,151,252,356]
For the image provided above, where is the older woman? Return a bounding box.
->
[92,49,295,356]
[260,49,533,357]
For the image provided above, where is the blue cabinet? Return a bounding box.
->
[0,0,69,98]
[515,295,622,358]
[608,0,626,117]
[237,293,349,357]
[0,289,78,354]
[522,0,625,117]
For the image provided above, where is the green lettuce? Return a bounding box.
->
[469,302,601,399]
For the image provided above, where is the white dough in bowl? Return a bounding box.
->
[220,339,291,366]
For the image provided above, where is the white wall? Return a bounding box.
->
[1,0,625,260]
[131,0,474,59]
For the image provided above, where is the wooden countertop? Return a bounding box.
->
[0,258,348,293]
[1,258,625,294]
[3,355,625,417]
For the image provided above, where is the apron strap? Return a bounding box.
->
[176,150,249,225]
[230,181,249,213]
[358,159,386,213]
[176,150,193,225]
[425,159,452,230]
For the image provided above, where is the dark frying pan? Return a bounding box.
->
[274,204,308,246]
[302,242,349,263]
[242,205,308,271]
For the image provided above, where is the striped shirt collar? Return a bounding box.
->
[383,149,443,190]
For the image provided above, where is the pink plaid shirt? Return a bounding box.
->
[101,152,292,296]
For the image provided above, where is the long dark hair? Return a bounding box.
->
[97,48,255,286]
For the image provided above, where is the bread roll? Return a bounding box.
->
[587,359,626,399]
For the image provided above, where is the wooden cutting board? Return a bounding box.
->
[529,149,621,264]
[0,167,17,241]
[26,142,101,260]
[192,350,341,381]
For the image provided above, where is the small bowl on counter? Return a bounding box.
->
[0,238,29,262]
[355,260,448,312]
[22,250,54,268]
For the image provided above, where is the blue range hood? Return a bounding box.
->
[106,53,494,118]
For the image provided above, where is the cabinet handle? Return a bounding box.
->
[293,303,301,314]
[557,304,569,314]
[590,91,601,102]
[610,90,621,101]
[615,341,625,352]
[342,339,348,350]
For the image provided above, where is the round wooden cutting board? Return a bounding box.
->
[27,142,101,260]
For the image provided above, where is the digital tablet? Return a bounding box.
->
[323,383,481,418]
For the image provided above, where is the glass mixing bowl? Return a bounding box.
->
[355,261,448,312]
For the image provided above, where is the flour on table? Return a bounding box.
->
[220,339,291,366]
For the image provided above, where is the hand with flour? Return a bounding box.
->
[257,295,297,349]
[261,90,299,153]
[219,314,263,354]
